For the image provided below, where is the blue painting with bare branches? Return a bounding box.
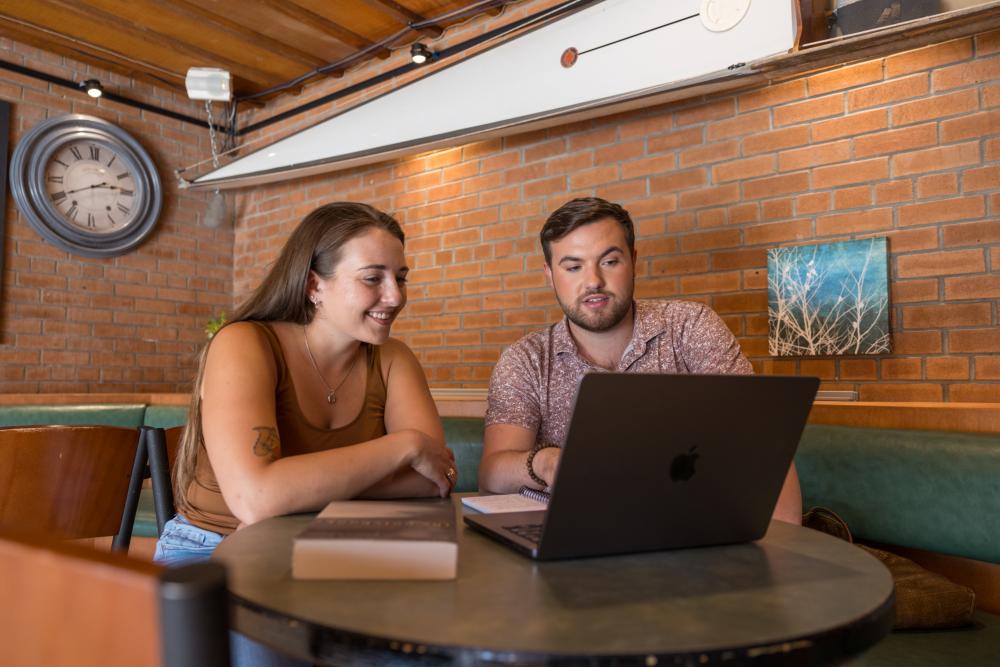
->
[767,238,890,356]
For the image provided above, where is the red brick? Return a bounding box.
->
[650,169,707,194]
[796,192,831,214]
[621,154,676,179]
[816,208,892,236]
[814,158,889,189]
[739,80,807,112]
[885,227,939,253]
[840,359,877,380]
[950,328,1000,353]
[963,165,1000,192]
[896,249,985,277]
[875,180,913,204]
[761,198,793,221]
[808,60,884,95]
[881,358,922,380]
[779,140,851,172]
[595,140,643,164]
[891,279,939,303]
[950,385,1000,403]
[675,98,735,126]
[679,229,741,253]
[712,155,775,183]
[885,39,973,78]
[706,110,770,141]
[894,142,981,177]
[678,184,741,208]
[893,331,943,354]
[774,94,844,126]
[945,264,1000,296]
[916,173,958,198]
[742,126,811,156]
[926,357,970,380]
[898,196,985,226]
[932,54,1000,90]
[679,272,741,294]
[854,123,937,158]
[893,89,980,126]
[743,173,810,200]
[941,109,1000,143]
[811,109,888,142]
[847,74,929,111]
[712,248,767,271]
[745,219,812,246]
[712,292,768,313]
[729,202,760,224]
[858,384,943,402]
[903,303,992,328]
[647,127,704,153]
[697,208,727,228]
[833,186,872,210]
[975,356,1000,380]
[679,140,740,168]
[649,254,710,276]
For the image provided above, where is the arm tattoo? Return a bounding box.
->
[251,426,279,461]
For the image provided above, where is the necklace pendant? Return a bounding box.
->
[326,391,336,405]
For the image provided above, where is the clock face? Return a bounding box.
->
[45,139,140,234]
[10,114,162,258]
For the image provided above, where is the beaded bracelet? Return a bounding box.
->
[526,442,559,487]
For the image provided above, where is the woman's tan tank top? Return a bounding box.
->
[183,321,387,535]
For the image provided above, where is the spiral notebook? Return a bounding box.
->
[461,486,550,514]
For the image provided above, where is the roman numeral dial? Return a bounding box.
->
[44,139,139,233]
[10,114,162,258]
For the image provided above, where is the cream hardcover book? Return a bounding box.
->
[292,499,457,580]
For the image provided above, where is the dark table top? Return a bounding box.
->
[214,498,894,666]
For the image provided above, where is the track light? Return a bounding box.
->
[80,79,103,98]
[410,43,434,65]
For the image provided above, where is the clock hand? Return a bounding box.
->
[63,182,121,195]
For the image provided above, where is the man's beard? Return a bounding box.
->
[557,287,634,333]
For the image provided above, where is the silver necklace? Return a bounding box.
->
[302,325,361,404]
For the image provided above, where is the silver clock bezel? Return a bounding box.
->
[10,114,162,258]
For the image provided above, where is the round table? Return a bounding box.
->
[214,501,894,666]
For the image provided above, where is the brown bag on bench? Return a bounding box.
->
[802,507,976,630]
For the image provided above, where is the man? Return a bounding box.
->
[479,197,802,523]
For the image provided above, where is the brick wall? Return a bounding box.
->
[0,38,232,392]
[234,28,1000,402]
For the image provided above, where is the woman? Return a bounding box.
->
[155,202,455,665]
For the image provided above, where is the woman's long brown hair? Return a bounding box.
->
[172,202,404,515]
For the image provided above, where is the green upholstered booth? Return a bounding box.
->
[0,404,146,428]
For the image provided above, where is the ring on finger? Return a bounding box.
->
[446,467,457,481]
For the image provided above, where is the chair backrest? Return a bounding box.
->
[0,425,143,541]
[0,528,229,667]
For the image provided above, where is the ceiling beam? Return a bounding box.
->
[29,0,279,86]
[359,0,443,38]
[258,0,392,59]
[0,16,187,92]
[151,0,330,70]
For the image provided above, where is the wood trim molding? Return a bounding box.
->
[0,393,190,406]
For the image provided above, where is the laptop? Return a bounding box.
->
[464,373,819,560]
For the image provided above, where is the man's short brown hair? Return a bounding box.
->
[540,197,635,265]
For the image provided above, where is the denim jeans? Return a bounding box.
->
[155,515,311,667]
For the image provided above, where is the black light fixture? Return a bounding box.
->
[410,43,434,65]
[80,79,103,98]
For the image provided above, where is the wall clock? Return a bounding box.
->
[10,114,162,258]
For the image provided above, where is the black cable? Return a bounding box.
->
[0,59,218,130]
[236,0,594,137]
[577,12,699,56]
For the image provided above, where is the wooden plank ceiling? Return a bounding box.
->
[0,0,514,101]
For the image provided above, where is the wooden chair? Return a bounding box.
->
[0,527,229,667]
[0,425,145,551]
[144,425,183,535]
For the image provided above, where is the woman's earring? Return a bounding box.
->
[309,295,321,308]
